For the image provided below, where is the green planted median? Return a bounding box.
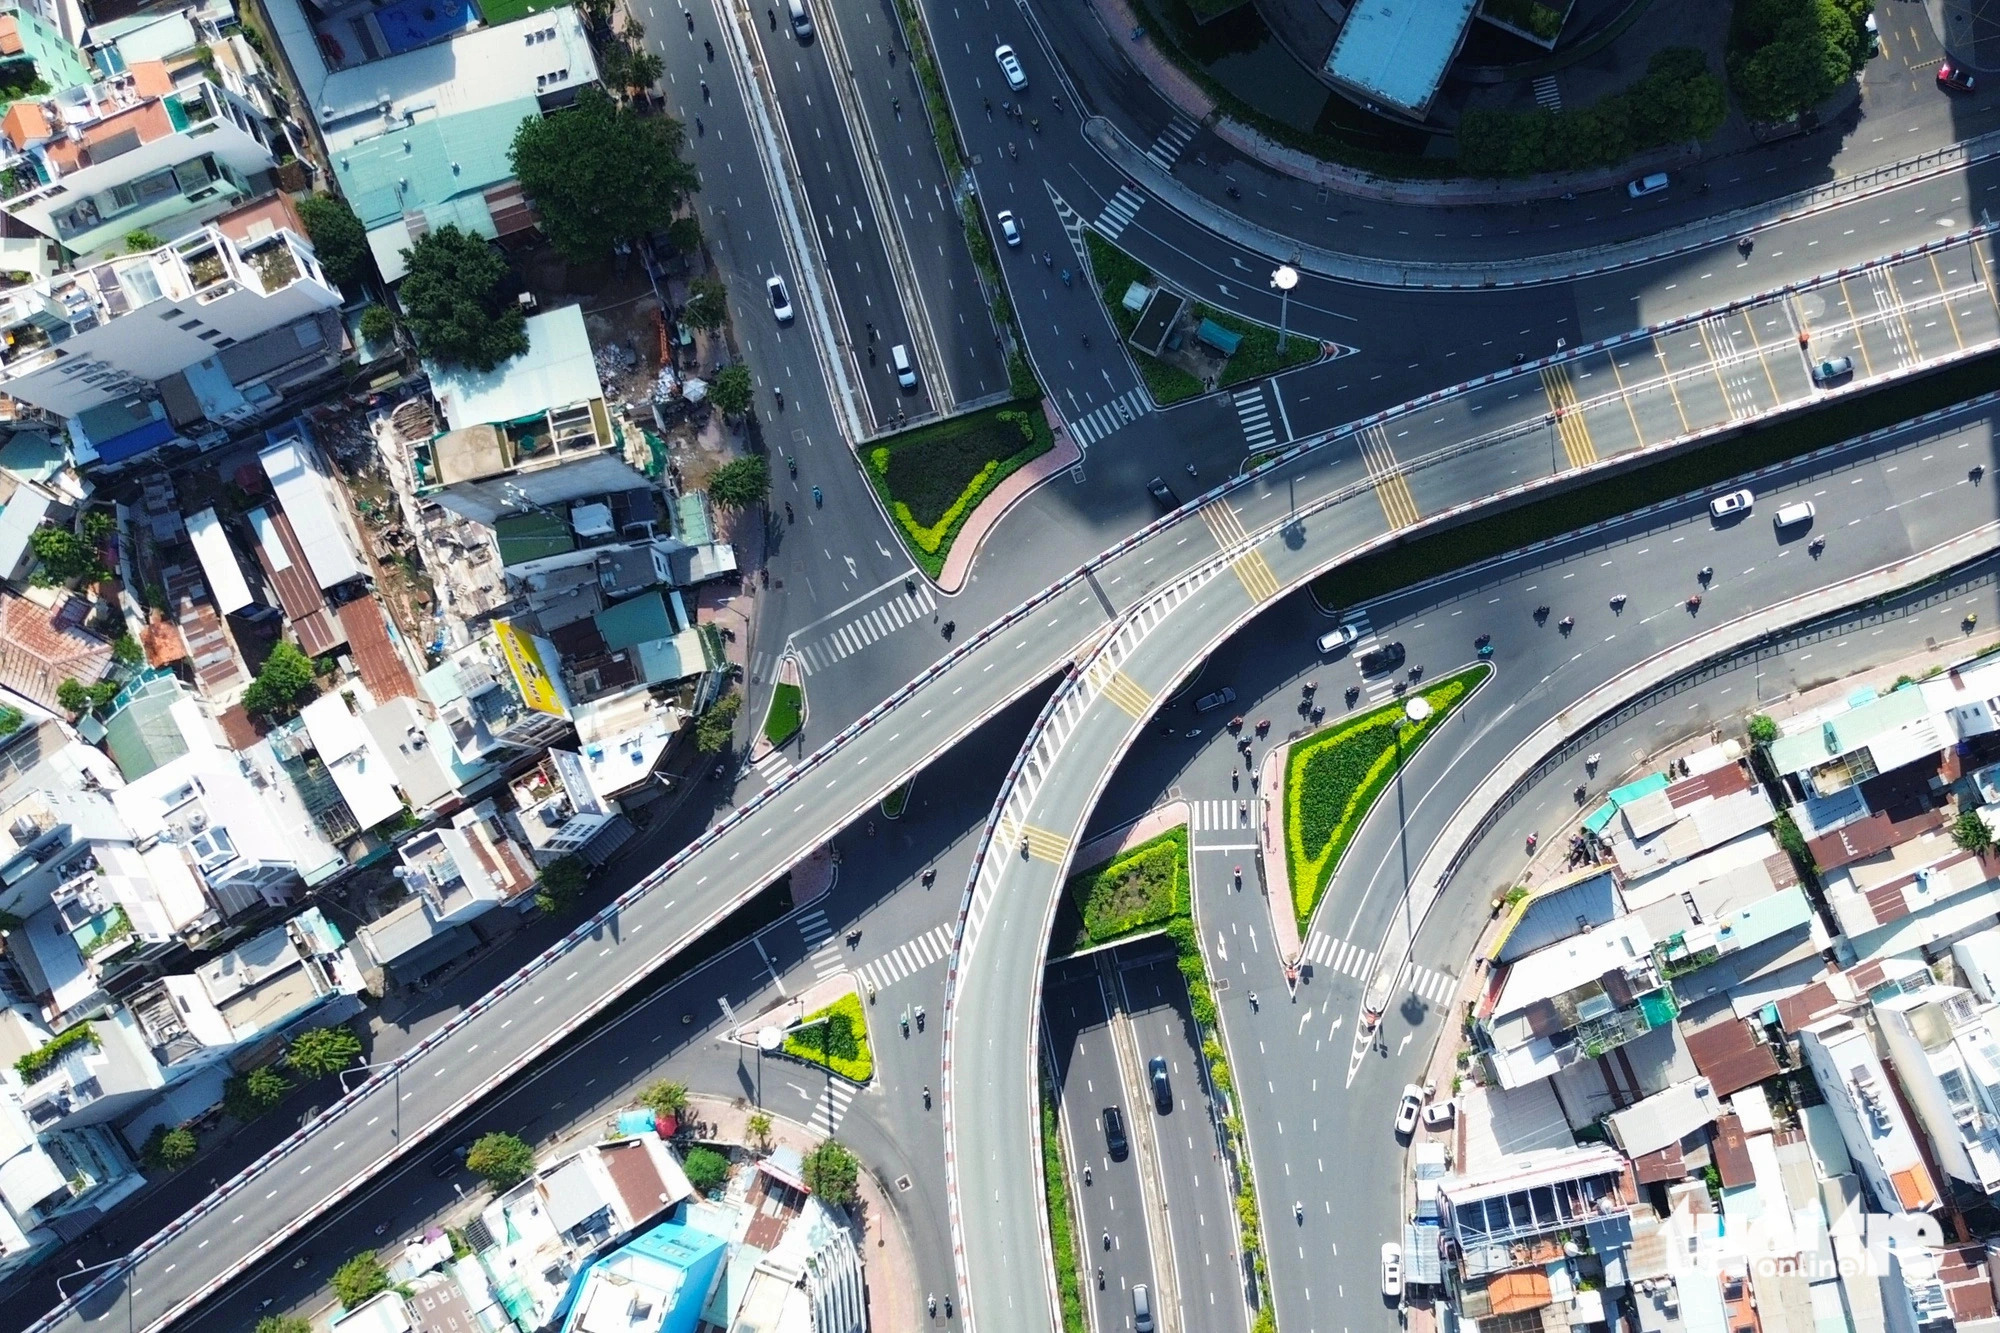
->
[864,402,1053,579]
[1284,665,1490,929]
[1084,232,1318,406]
[783,992,873,1083]
[762,682,802,747]
[1056,826,1187,952]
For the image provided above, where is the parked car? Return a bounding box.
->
[1318,624,1359,655]
[1149,1055,1172,1113]
[1195,687,1236,713]
[1147,477,1180,509]
[996,210,1022,247]
[1103,1105,1129,1160]
[1422,1098,1457,1129]
[995,43,1027,91]
[1709,488,1753,520]
[1381,1242,1404,1298]
[1627,172,1669,198]
[766,274,794,323]
[1358,641,1405,675]
[1394,1084,1423,1136]
[1940,61,1976,92]
[1811,355,1854,386]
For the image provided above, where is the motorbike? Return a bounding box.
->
[787,454,797,477]
[811,486,823,507]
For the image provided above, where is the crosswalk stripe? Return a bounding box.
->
[1532,75,1561,110]
[1002,820,1072,864]
[1095,186,1145,239]
[1357,424,1420,528]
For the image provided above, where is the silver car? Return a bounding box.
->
[995,43,1027,92]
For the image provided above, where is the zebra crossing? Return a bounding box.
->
[854,922,954,995]
[1069,387,1151,448]
[804,1080,858,1136]
[1341,611,1405,702]
[798,907,845,979]
[794,584,938,676]
[1532,75,1561,110]
[1094,185,1145,240]
[752,746,793,784]
[1301,932,1375,979]
[1234,387,1279,452]
[1398,961,1460,1006]
[1145,119,1197,172]
[1189,798,1262,832]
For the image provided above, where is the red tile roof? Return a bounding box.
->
[336,599,414,703]
[1807,809,1944,871]
[0,591,110,712]
[1684,1019,1782,1098]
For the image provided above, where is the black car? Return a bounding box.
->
[1103,1106,1129,1160]
[1358,641,1406,675]
[1149,1056,1172,1114]
[1146,477,1179,509]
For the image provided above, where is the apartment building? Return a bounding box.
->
[1797,1011,1941,1216]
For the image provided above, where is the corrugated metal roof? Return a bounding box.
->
[261,436,367,590]
[428,305,602,431]
[184,507,255,614]
[331,97,540,230]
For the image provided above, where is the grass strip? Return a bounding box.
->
[1083,232,1313,404]
[782,993,874,1083]
[1312,350,2000,612]
[762,682,802,747]
[1284,664,1490,928]
[882,780,910,819]
[863,401,1053,577]
[1058,826,1186,952]
[1040,1076,1089,1333]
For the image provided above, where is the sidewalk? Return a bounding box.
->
[936,401,1082,593]
[1254,742,1301,968]
[1072,798,1188,874]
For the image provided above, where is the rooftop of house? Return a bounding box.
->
[1799,1012,1940,1211]
[1323,0,1479,119]
[425,306,602,438]
[0,590,109,714]
[1488,916,1658,1017]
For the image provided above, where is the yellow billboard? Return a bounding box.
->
[493,619,569,717]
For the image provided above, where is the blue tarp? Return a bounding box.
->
[91,414,176,464]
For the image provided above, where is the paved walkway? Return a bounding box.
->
[937,401,1082,593]
[1073,799,1189,874]
[1254,742,1302,970]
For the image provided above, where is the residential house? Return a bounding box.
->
[557,1212,727,1333]
[1434,1144,1638,1308]
[1796,1011,1941,1216]
[1875,983,2000,1201]
[1471,914,1679,1089]
[356,800,538,980]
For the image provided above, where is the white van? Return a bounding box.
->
[787,0,813,39]
[891,343,917,391]
[1132,1284,1154,1333]
[1774,501,1816,528]
[1627,172,1669,198]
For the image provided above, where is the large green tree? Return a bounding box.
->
[398,225,528,371]
[465,1131,536,1188]
[510,87,701,266]
[298,194,373,292]
[707,452,768,506]
[286,1024,363,1077]
[240,640,319,718]
[708,367,756,422]
[800,1138,858,1206]
[1727,0,1873,123]
[331,1251,388,1309]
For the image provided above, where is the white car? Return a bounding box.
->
[1709,488,1753,520]
[995,43,1027,92]
[1422,1098,1457,1129]
[1317,624,1358,655]
[996,210,1022,247]
[1394,1084,1423,1137]
[1380,1242,1404,1298]
[766,274,794,324]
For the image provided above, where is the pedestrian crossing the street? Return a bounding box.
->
[1069,387,1151,448]
[753,747,793,784]
[1301,932,1375,980]
[1189,798,1261,832]
[854,922,955,995]
[1094,186,1145,240]
[1146,119,1197,172]
[1234,387,1279,453]
[794,584,938,676]
[806,1080,857,1136]
[1533,76,1561,110]
[1399,961,1459,1007]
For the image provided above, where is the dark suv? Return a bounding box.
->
[1149,1056,1172,1114]
[1358,641,1406,675]
[1103,1106,1129,1160]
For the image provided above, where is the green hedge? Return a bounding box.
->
[763,683,802,747]
[783,993,874,1082]
[1459,48,1727,177]
[15,1023,97,1081]
[863,402,1052,577]
[1283,665,1490,927]
[882,781,910,819]
[1040,1078,1088,1333]
[1083,232,1314,403]
[1063,826,1186,946]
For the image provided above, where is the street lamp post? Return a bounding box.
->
[757,1025,783,1108]
[1271,264,1300,354]
[58,1256,134,1333]
[1396,695,1433,943]
[338,1060,403,1141]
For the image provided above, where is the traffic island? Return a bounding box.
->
[733,973,873,1084]
[861,400,1056,582]
[1083,231,1331,406]
[1279,665,1492,935]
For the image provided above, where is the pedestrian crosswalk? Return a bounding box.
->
[794,584,938,676]
[854,922,954,996]
[753,746,793,784]
[798,907,846,979]
[1094,185,1145,240]
[1146,119,1197,172]
[1234,387,1279,453]
[1069,387,1151,448]
[1189,798,1261,832]
[1532,75,1561,111]
[1398,961,1459,1006]
[1339,611,1405,703]
[1301,933,1376,979]
[805,1079,858,1135]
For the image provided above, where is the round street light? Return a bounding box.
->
[1271,264,1300,354]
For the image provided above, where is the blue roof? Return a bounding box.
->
[88,412,176,465]
[330,97,540,230]
[1325,0,1480,118]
